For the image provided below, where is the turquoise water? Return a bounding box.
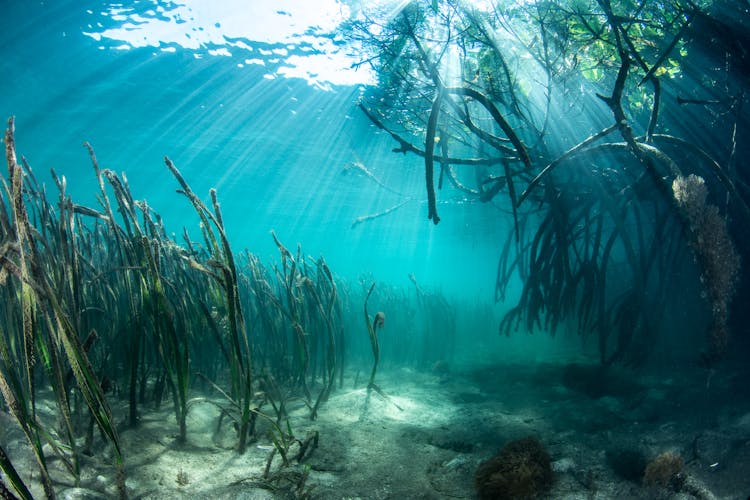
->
[4,2,750,365]
[3,2,750,498]
[1,0,506,299]
[4,0,748,367]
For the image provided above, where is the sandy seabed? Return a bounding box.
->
[2,356,750,499]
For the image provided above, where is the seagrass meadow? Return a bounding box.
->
[2,1,750,499]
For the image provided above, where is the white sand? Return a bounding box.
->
[2,361,748,499]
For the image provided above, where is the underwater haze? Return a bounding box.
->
[2,0,750,499]
[1,0,504,297]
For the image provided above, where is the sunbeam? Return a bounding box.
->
[2,1,750,498]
